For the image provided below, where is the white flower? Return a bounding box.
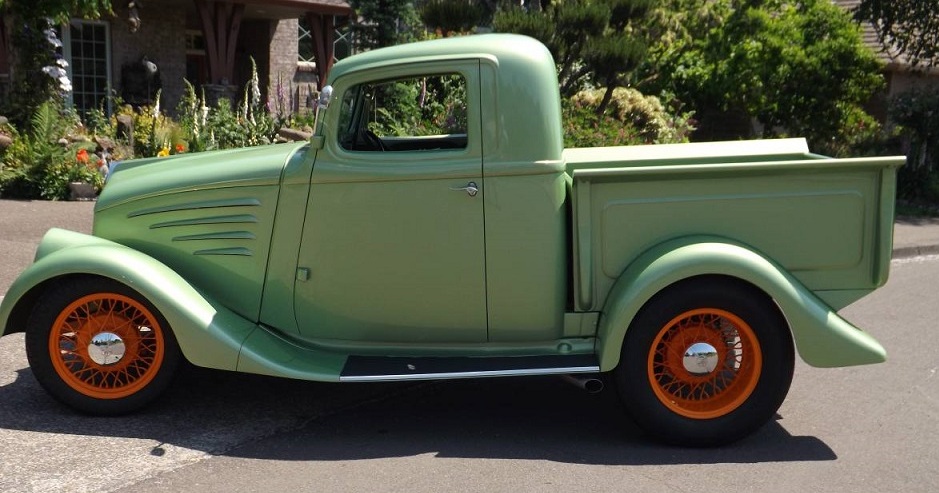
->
[42,66,66,78]
[42,63,72,93]
[152,89,162,117]
[43,28,63,48]
[56,58,69,68]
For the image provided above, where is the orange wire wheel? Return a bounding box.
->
[647,308,762,419]
[47,292,166,399]
[615,277,794,446]
[26,277,181,415]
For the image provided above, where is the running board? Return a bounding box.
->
[339,354,600,382]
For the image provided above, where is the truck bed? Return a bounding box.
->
[566,138,906,312]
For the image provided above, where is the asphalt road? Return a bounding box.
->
[0,200,95,294]
[0,200,936,492]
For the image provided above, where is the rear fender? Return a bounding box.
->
[596,236,887,371]
[0,229,255,370]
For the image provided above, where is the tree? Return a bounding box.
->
[420,0,484,37]
[855,0,939,69]
[493,0,653,116]
[644,0,883,150]
[348,0,421,51]
[0,0,112,22]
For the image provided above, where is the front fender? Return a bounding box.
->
[596,237,887,371]
[0,228,256,370]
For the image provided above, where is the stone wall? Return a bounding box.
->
[269,19,318,116]
[102,3,315,117]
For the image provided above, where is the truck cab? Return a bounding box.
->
[289,36,571,346]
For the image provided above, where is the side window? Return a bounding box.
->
[338,73,468,152]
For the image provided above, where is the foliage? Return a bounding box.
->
[0,0,112,23]
[1,52,305,199]
[366,74,467,137]
[176,80,211,152]
[1,1,112,127]
[643,0,883,148]
[493,0,653,115]
[236,58,279,147]
[206,98,248,150]
[349,0,423,51]
[3,18,63,128]
[636,0,731,87]
[890,87,939,201]
[419,0,484,36]
[85,105,114,139]
[564,88,694,148]
[0,100,101,200]
[855,0,939,69]
[813,106,899,159]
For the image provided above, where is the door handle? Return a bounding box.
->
[450,181,479,197]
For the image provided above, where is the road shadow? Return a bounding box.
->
[0,361,836,466]
[221,376,836,466]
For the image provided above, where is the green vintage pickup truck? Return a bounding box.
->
[0,34,905,445]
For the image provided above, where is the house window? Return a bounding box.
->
[298,17,353,64]
[334,20,352,60]
[298,19,314,64]
[62,20,111,118]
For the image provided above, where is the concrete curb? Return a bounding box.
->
[892,244,939,259]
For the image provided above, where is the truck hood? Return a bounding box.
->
[96,142,309,211]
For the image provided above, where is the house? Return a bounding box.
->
[1,0,354,118]
[834,0,939,118]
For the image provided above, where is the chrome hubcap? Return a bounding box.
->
[682,342,718,375]
[88,332,126,365]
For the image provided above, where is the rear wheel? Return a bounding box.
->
[615,277,794,446]
[25,277,181,415]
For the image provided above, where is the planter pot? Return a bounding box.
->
[68,182,97,201]
[203,84,239,108]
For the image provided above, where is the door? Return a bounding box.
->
[294,63,487,344]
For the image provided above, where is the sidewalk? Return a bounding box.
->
[893,216,939,258]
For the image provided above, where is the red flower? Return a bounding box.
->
[76,149,89,163]
[175,144,185,154]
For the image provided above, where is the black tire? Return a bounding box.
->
[614,276,794,446]
[25,277,181,415]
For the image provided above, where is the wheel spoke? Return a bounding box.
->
[48,292,166,400]
[648,307,763,419]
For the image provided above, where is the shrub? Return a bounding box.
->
[0,101,102,200]
[206,98,247,149]
[564,88,695,148]
[812,105,900,159]
[420,0,484,36]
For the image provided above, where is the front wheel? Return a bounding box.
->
[25,277,181,415]
[614,276,794,446]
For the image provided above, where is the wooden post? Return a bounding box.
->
[306,12,335,88]
[195,0,246,85]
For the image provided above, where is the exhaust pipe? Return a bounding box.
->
[561,374,604,394]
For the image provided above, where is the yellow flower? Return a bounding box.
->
[157,146,170,157]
